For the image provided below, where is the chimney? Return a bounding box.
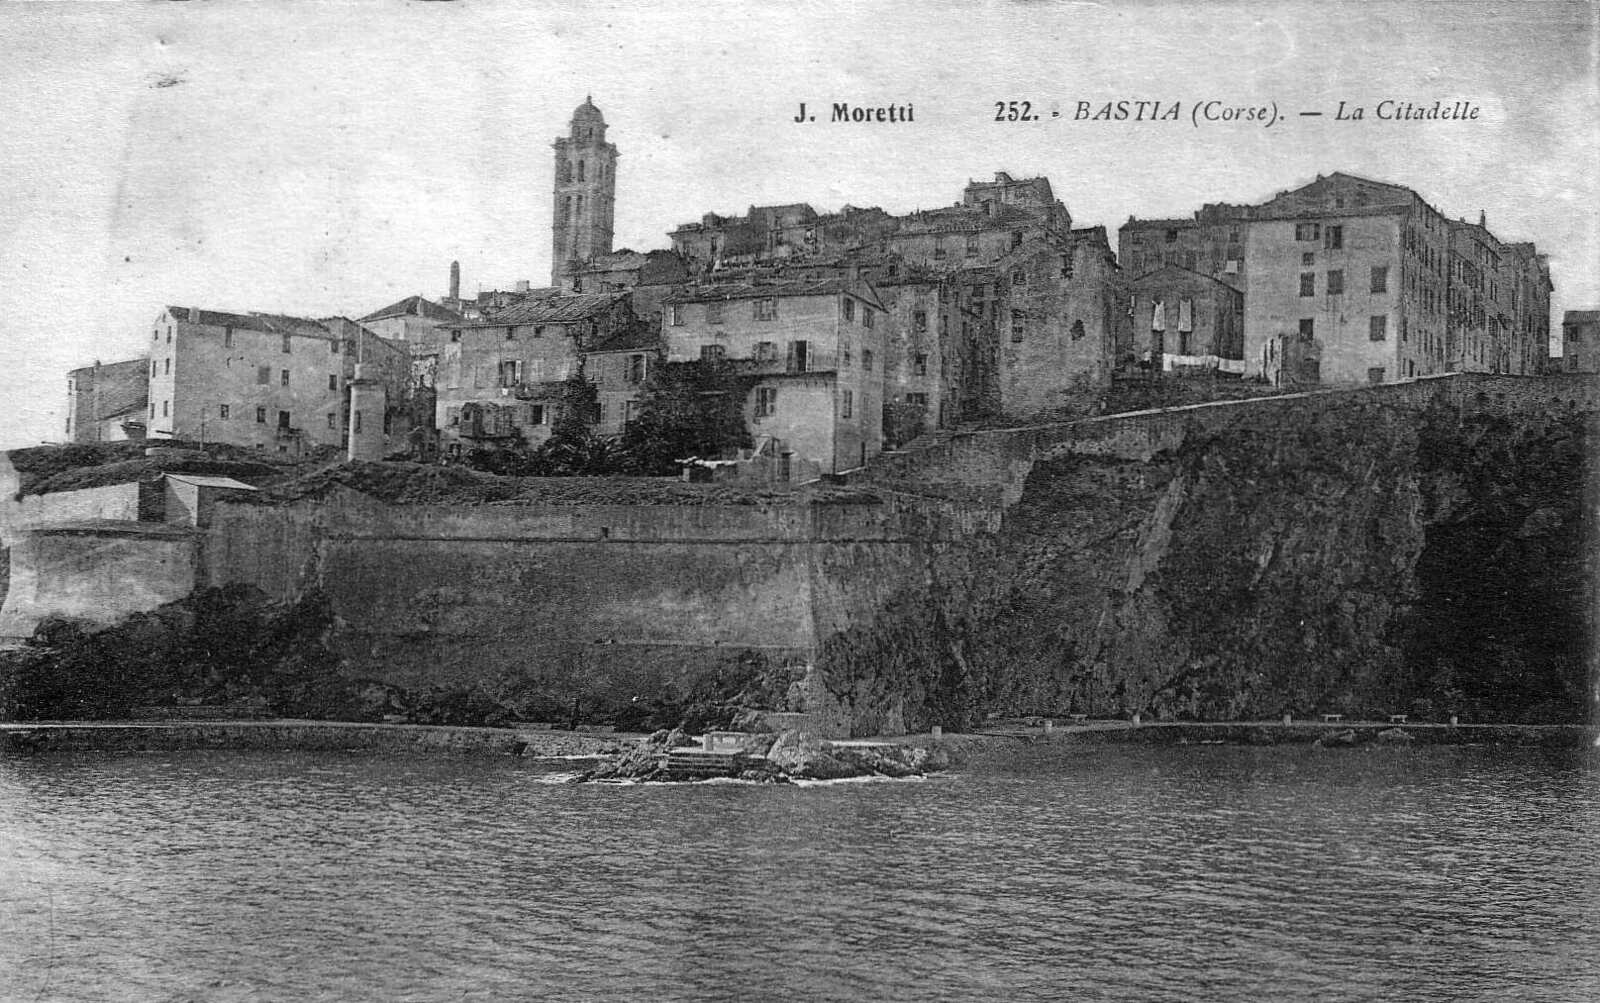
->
[187,306,200,323]
[515,279,530,294]
[449,260,461,301]
[1479,210,1487,229]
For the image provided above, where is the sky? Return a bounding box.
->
[1,0,1595,448]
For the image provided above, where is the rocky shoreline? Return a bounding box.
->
[1,718,1592,763]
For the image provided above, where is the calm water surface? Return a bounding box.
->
[1,743,1596,1002]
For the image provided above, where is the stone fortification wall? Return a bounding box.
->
[0,523,197,641]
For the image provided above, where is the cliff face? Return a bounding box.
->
[814,400,1594,731]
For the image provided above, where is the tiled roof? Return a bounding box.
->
[1565,310,1600,324]
[1128,262,1243,291]
[454,292,630,328]
[665,278,885,310]
[585,324,661,354]
[168,307,335,340]
[359,295,465,324]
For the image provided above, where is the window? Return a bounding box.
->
[754,341,777,363]
[1299,318,1314,340]
[1013,269,1027,287]
[277,410,291,430]
[754,297,777,320]
[530,404,546,425]
[755,386,778,417]
[331,338,341,354]
[162,400,169,417]
[164,358,170,374]
[700,344,726,363]
[151,361,157,378]
[862,349,874,370]
[1325,225,1343,249]
[281,335,291,354]
[506,327,517,341]
[1369,315,1388,341]
[1299,273,1315,297]
[862,308,874,329]
[1301,252,1315,266]
[256,366,271,385]
[788,340,810,372]
[914,353,928,376]
[256,407,267,423]
[451,330,461,342]
[224,327,234,348]
[906,392,928,407]
[627,354,646,384]
[966,234,979,256]
[354,411,362,434]
[842,345,852,368]
[499,360,521,386]
[1295,223,1321,241]
[1070,319,1086,341]
[328,374,337,391]
[1011,310,1026,342]
[1165,229,1179,244]
[933,240,947,260]
[1368,367,1386,385]
[1011,231,1023,249]
[281,369,290,387]
[706,301,724,324]
[670,304,684,326]
[1371,266,1389,293]
[842,298,855,321]
[623,400,638,424]
[842,389,853,419]
[219,404,230,419]
[914,310,927,332]
[1326,270,1344,295]
[327,413,336,429]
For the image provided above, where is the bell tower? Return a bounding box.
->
[551,96,618,287]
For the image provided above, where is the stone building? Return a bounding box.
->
[662,278,887,479]
[66,358,149,443]
[1560,310,1600,373]
[581,325,660,437]
[358,293,465,353]
[1127,263,1246,374]
[141,307,411,455]
[551,97,618,287]
[435,291,635,451]
[1120,172,1551,387]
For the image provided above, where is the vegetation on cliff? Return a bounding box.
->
[815,398,1594,731]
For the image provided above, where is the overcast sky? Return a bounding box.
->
[1,0,1595,448]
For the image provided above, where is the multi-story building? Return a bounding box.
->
[1121,173,1549,387]
[582,326,660,437]
[1560,310,1600,373]
[143,306,407,454]
[65,358,149,443]
[662,278,886,479]
[435,292,635,452]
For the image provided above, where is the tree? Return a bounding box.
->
[619,360,753,475]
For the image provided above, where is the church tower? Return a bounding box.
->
[551,96,618,287]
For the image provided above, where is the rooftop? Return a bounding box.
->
[452,292,630,329]
[359,295,465,324]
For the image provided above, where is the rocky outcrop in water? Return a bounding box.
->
[570,729,944,783]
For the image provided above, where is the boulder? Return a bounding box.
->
[1374,727,1415,744]
[765,730,861,780]
[1314,728,1359,748]
[575,727,695,781]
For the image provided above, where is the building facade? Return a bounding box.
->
[66,358,149,443]
[663,278,886,479]
[1122,173,1551,387]
[435,292,636,451]
[1560,310,1600,373]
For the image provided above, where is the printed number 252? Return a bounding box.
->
[995,101,1035,122]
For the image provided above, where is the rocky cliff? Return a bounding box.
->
[814,397,1595,731]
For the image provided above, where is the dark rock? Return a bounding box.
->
[1314,728,1359,748]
